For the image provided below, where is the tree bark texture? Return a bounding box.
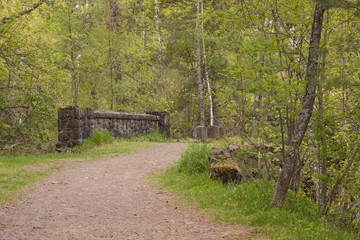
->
[258,94,263,171]
[196,0,205,127]
[318,9,329,215]
[270,2,325,208]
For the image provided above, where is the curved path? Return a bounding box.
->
[0,143,249,240]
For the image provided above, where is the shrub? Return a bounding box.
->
[74,130,114,153]
[89,130,114,146]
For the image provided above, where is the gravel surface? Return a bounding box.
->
[0,143,249,240]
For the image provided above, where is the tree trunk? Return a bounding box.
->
[258,94,263,171]
[109,37,114,110]
[212,89,219,125]
[241,75,246,134]
[236,32,246,137]
[196,0,205,127]
[270,2,325,208]
[201,0,214,126]
[318,10,329,216]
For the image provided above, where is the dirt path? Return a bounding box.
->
[0,143,249,240]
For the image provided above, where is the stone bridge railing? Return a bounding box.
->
[56,106,170,150]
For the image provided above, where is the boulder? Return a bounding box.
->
[210,163,242,184]
[210,146,242,184]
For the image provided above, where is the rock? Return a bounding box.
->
[206,126,220,139]
[209,163,242,184]
[193,126,207,140]
[193,126,227,140]
[210,146,242,184]
[210,145,262,183]
[210,147,232,163]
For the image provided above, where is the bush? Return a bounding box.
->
[74,130,114,153]
[89,130,114,146]
[176,143,210,175]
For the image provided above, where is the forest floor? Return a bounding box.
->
[0,143,250,240]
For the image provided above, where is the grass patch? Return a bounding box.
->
[0,139,155,205]
[156,143,360,240]
[175,143,210,175]
[73,130,115,153]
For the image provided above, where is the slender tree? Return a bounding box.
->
[201,0,214,126]
[270,2,325,208]
[196,0,205,127]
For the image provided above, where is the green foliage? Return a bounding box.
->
[73,130,114,153]
[175,143,211,175]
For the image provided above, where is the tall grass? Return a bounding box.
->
[175,143,210,175]
[73,130,115,153]
[156,144,359,240]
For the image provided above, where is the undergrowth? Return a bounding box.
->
[156,143,360,240]
[73,130,115,153]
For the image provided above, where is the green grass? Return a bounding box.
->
[175,143,210,175]
[73,130,115,153]
[155,143,360,240]
[0,139,155,205]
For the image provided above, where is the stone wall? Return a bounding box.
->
[56,106,170,149]
[193,126,226,140]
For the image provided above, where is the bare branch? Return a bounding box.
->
[0,0,47,26]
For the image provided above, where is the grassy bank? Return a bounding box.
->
[0,137,155,205]
[155,143,359,240]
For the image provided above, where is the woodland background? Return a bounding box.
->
[1,0,360,229]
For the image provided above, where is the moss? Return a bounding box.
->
[210,163,242,184]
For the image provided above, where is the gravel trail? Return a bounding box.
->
[0,143,249,240]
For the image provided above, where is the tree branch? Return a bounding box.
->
[0,0,47,26]
[319,0,360,9]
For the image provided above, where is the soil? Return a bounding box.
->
[0,143,250,240]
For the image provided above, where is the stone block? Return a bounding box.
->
[193,127,207,140]
[207,126,220,139]
[58,131,73,142]
[68,119,81,128]
[82,127,93,139]
[219,127,226,138]
[58,106,74,119]
[87,108,95,119]
[71,139,83,146]
[72,129,82,140]
[57,118,68,130]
